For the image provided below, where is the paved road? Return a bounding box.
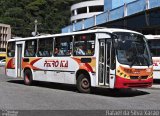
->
[0,67,160,111]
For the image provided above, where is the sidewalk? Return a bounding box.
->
[150,84,160,89]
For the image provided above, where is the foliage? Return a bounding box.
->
[0,0,86,37]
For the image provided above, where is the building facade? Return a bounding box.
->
[0,23,11,52]
[62,0,160,35]
[71,0,104,23]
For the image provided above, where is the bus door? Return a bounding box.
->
[98,38,111,86]
[15,42,24,78]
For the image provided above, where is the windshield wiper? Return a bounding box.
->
[129,55,141,67]
[129,56,136,67]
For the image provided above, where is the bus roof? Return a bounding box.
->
[8,28,142,42]
[145,35,160,40]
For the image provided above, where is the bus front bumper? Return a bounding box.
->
[114,76,153,88]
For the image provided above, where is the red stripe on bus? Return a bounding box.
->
[7,59,14,69]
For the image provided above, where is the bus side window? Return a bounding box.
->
[148,40,160,57]
[74,33,95,56]
[54,36,73,56]
[7,42,15,57]
[37,38,53,57]
[24,40,37,57]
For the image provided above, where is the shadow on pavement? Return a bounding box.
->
[91,88,150,97]
[8,80,150,97]
[7,80,77,92]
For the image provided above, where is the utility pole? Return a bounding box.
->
[34,19,38,36]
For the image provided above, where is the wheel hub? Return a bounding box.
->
[25,75,30,83]
[81,78,89,89]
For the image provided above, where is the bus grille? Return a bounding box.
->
[130,76,148,80]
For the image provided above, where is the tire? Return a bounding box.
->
[24,69,33,85]
[77,74,91,93]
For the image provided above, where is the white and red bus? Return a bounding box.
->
[145,35,160,79]
[6,28,153,93]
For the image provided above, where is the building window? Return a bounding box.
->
[77,7,87,14]
[89,5,104,12]
[24,40,37,57]
[54,36,73,56]
[37,38,53,57]
[148,40,160,57]
[71,10,75,16]
[73,33,95,56]
[7,42,15,57]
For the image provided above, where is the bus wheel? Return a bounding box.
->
[77,74,90,93]
[24,69,33,85]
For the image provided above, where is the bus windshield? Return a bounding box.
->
[114,32,152,67]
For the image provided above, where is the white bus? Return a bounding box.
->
[6,28,153,93]
[145,35,160,79]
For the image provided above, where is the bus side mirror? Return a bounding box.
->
[110,47,116,70]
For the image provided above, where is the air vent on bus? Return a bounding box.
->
[130,76,148,80]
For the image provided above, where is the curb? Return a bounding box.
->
[147,85,160,90]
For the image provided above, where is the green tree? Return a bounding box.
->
[0,0,87,37]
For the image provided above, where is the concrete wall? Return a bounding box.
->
[71,0,104,23]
